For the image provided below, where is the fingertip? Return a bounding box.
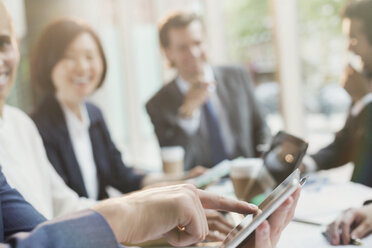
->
[331,234,339,245]
[257,220,270,238]
[240,201,259,214]
[281,197,294,210]
[294,187,302,197]
[351,230,362,240]
[351,233,359,240]
[247,203,259,211]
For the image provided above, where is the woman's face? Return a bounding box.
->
[52,32,104,104]
[0,7,19,104]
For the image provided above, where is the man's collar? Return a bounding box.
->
[351,93,372,116]
[364,70,372,80]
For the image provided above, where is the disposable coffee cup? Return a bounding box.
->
[161,146,185,175]
[230,158,262,201]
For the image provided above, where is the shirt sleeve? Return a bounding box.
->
[0,168,46,241]
[2,210,121,248]
[47,162,96,217]
[97,117,145,193]
[302,155,318,172]
[32,120,96,217]
[176,109,201,135]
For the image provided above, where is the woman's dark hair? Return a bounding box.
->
[31,18,107,95]
[342,0,372,45]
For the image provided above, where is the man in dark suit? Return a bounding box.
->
[303,0,372,187]
[146,12,270,170]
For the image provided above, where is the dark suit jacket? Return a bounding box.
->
[311,102,372,187]
[146,65,270,170]
[31,96,144,200]
[0,167,120,248]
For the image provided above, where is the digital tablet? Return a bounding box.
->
[189,131,308,189]
[188,160,230,188]
[263,131,308,185]
[220,169,306,248]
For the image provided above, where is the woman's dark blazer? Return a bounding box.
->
[31,96,144,200]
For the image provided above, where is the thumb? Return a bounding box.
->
[351,221,372,239]
[255,220,272,248]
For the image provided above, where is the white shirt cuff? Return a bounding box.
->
[177,109,201,135]
[302,155,318,172]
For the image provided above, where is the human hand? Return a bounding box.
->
[184,165,208,180]
[341,65,369,102]
[239,187,301,248]
[299,162,307,174]
[204,209,235,241]
[326,204,372,245]
[179,79,214,118]
[93,184,258,247]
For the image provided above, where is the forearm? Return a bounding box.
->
[4,210,119,248]
[92,198,130,243]
[141,174,184,188]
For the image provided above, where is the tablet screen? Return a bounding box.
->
[263,131,308,185]
[220,169,305,248]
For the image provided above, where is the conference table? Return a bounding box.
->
[204,165,372,248]
[140,165,372,248]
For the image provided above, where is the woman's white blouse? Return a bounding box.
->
[0,105,95,219]
[60,102,99,200]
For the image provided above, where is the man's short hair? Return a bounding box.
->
[158,12,203,48]
[342,0,372,45]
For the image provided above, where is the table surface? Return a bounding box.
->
[205,164,372,248]
[132,165,372,248]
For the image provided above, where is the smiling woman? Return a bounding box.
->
[30,18,146,201]
[31,19,107,105]
[29,18,206,204]
[51,32,104,117]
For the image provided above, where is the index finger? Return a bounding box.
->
[284,187,301,225]
[197,189,259,214]
[340,210,358,245]
[326,219,341,245]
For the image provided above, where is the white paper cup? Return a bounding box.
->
[230,158,263,200]
[161,146,185,175]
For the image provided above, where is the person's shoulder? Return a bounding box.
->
[4,105,40,133]
[213,64,249,75]
[362,101,372,117]
[31,96,60,121]
[146,79,178,108]
[366,100,372,108]
[85,101,102,114]
[5,105,34,124]
[85,101,105,122]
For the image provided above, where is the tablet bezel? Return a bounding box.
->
[220,169,306,248]
[262,131,308,185]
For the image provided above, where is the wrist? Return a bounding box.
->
[178,104,194,118]
[92,198,131,243]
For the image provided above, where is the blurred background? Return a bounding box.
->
[4,0,351,172]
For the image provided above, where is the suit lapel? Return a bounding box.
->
[213,67,240,134]
[166,79,185,110]
[47,98,89,197]
[0,197,3,242]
